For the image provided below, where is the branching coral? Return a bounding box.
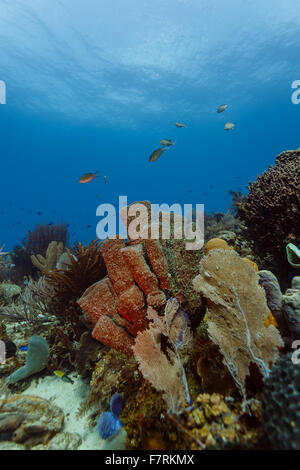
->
[45,240,107,338]
[46,240,106,306]
[193,248,284,403]
[0,277,55,331]
[22,222,69,257]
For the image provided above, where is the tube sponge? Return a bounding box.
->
[6,335,50,384]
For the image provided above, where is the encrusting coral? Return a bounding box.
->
[192,248,284,402]
[31,241,63,272]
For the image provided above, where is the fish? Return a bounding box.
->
[19,345,28,351]
[160,139,175,147]
[149,147,168,162]
[37,211,42,215]
[224,122,236,131]
[54,370,74,384]
[175,122,187,128]
[78,172,99,183]
[104,175,107,184]
[217,104,228,113]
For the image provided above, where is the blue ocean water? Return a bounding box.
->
[0,0,300,250]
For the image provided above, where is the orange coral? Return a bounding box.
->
[205,238,232,255]
[264,312,278,328]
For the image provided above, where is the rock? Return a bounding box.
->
[0,283,21,304]
[258,270,285,327]
[0,395,64,446]
[32,431,82,450]
[282,277,300,340]
[292,276,300,290]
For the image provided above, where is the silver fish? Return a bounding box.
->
[104,175,107,184]
[175,122,187,128]
[160,139,175,147]
[217,104,228,113]
[149,147,168,162]
[224,122,236,131]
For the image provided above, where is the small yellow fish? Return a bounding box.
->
[224,122,236,131]
[149,147,168,162]
[175,122,187,128]
[160,139,175,147]
[78,172,99,183]
[54,370,74,384]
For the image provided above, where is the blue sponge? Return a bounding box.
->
[97,411,123,440]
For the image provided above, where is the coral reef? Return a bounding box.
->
[239,149,300,284]
[78,201,203,355]
[262,353,300,450]
[0,393,81,450]
[193,248,284,402]
[180,393,261,450]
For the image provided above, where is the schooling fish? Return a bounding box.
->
[175,122,187,128]
[54,370,74,384]
[224,122,236,131]
[160,139,175,147]
[217,104,228,113]
[149,147,169,162]
[78,172,99,183]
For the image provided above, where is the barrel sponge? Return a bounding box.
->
[262,353,300,449]
[6,335,50,384]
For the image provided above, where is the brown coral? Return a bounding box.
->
[239,149,300,281]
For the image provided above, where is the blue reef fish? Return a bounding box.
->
[19,345,28,351]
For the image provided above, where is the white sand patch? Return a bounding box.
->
[23,372,105,450]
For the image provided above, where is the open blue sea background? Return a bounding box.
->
[0,0,299,250]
